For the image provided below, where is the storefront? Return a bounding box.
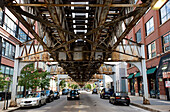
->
[157,53,170,100]
[135,72,143,96]
[147,67,157,98]
[128,73,135,95]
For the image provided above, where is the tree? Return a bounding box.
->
[59,80,66,90]
[18,64,40,96]
[39,71,50,90]
[85,84,91,90]
[0,75,10,92]
[71,84,79,89]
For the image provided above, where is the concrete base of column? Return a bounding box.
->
[9,100,17,107]
[143,97,150,105]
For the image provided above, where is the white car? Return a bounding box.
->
[20,92,46,107]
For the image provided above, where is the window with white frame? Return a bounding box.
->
[0,10,3,25]
[3,15,17,37]
[135,29,141,43]
[160,1,170,24]
[147,41,156,59]
[2,39,15,60]
[0,65,14,75]
[145,17,154,36]
[162,33,170,52]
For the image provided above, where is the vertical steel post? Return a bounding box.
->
[141,45,150,104]
[9,45,20,107]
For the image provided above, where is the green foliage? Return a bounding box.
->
[71,84,79,89]
[0,70,10,91]
[93,83,96,89]
[67,83,70,88]
[39,71,50,90]
[18,64,51,94]
[85,84,91,90]
[59,80,66,90]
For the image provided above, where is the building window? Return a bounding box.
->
[135,29,141,43]
[129,37,133,44]
[145,17,154,36]
[160,1,170,24]
[0,10,3,25]
[162,33,170,52]
[147,42,156,59]
[3,15,17,37]
[2,39,15,60]
[0,65,14,75]
[18,28,28,42]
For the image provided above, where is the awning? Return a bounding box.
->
[147,67,157,75]
[128,73,134,79]
[135,72,141,77]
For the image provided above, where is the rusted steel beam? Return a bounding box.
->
[10,3,147,8]
[20,59,141,62]
[45,0,72,60]
[90,0,112,60]
[112,2,151,50]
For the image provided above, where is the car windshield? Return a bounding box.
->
[26,93,40,98]
[115,93,128,96]
[105,88,110,93]
[62,89,67,92]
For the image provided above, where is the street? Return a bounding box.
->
[15,91,150,112]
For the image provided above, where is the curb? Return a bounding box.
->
[1,107,20,112]
[130,102,161,112]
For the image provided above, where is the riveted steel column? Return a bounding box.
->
[141,45,150,104]
[9,45,20,107]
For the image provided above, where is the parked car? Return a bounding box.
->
[45,90,54,102]
[109,92,130,106]
[20,92,46,107]
[100,88,114,99]
[62,89,69,95]
[54,91,60,99]
[67,90,80,100]
[92,89,98,94]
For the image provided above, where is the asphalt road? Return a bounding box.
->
[15,91,150,112]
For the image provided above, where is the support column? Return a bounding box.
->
[103,74,106,88]
[141,45,150,104]
[9,45,20,107]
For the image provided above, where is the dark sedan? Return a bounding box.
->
[109,93,130,106]
[67,90,80,100]
[54,91,60,99]
[100,88,114,99]
[45,90,54,102]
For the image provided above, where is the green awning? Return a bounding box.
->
[147,67,157,75]
[128,73,134,79]
[135,72,141,77]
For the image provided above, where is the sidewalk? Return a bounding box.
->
[0,98,23,112]
[130,95,170,112]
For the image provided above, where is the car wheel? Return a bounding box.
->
[109,99,111,103]
[67,97,70,100]
[126,103,129,106]
[44,100,46,105]
[38,101,41,107]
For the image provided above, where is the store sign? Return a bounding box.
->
[165,81,170,88]
[156,54,170,78]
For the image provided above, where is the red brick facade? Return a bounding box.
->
[127,0,170,100]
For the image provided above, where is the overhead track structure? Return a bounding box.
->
[3,0,157,83]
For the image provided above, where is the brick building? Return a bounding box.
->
[0,7,35,100]
[126,0,170,100]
